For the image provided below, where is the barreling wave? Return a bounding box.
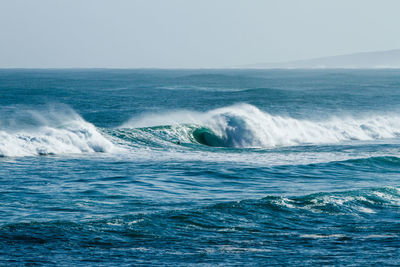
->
[121,104,400,148]
[0,107,116,157]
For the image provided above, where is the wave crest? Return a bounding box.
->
[0,107,116,157]
[122,104,400,148]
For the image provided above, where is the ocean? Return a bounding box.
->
[0,69,399,265]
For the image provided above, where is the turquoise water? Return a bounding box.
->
[0,69,399,265]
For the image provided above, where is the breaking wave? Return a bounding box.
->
[4,103,400,157]
[121,104,400,148]
[0,107,116,157]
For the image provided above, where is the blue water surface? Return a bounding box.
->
[0,69,399,265]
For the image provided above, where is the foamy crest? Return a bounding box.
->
[122,104,400,148]
[0,108,116,157]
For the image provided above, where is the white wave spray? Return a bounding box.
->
[0,107,116,157]
[122,104,400,148]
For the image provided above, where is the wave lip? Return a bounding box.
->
[200,104,400,148]
[0,108,116,157]
[122,104,400,148]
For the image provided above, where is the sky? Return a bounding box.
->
[1,0,400,68]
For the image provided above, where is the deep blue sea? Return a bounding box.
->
[0,69,399,266]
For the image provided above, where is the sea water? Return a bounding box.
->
[0,69,399,265]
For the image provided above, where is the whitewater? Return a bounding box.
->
[0,69,399,265]
[122,103,400,148]
[3,103,400,157]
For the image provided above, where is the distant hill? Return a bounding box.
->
[243,49,400,69]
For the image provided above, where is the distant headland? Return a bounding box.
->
[242,49,400,69]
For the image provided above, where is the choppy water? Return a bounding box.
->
[0,69,399,265]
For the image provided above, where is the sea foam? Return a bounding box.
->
[122,104,400,148]
[0,107,115,157]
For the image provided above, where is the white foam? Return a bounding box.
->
[0,108,116,157]
[300,234,345,239]
[122,103,400,148]
[356,206,376,214]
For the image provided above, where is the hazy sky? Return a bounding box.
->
[1,0,400,68]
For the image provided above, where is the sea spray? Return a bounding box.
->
[122,104,400,148]
[0,106,116,157]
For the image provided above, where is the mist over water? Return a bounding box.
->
[0,69,399,265]
[122,103,400,148]
[0,106,115,157]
